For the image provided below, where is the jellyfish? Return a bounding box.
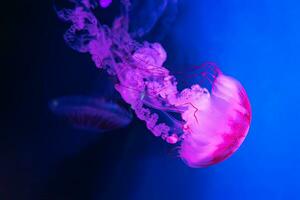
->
[129,0,177,39]
[54,0,252,167]
[49,96,132,132]
[99,0,112,8]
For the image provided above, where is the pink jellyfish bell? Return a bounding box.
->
[179,72,252,167]
[99,0,112,8]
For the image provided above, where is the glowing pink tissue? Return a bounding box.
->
[99,0,112,8]
[56,0,252,168]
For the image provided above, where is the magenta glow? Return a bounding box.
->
[99,0,112,8]
[55,0,252,168]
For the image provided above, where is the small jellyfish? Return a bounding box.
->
[129,0,171,38]
[99,0,112,8]
[49,96,132,132]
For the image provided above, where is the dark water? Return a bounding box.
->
[3,0,300,199]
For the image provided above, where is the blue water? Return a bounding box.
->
[5,0,300,199]
[123,1,300,199]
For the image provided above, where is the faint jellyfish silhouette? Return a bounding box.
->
[99,0,112,8]
[49,96,132,132]
[129,0,177,39]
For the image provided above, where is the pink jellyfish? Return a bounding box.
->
[55,0,252,167]
[99,0,112,8]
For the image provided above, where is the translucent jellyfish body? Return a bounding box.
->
[179,74,251,167]
[99,0,112,8]
[49,96,132,132]
[55,0,252,167]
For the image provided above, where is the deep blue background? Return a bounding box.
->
[3,0,300,199]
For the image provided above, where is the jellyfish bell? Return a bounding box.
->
[99,0,112,8]
[49,96,133,133]
[179,74,252,167]
[129,0,176,38]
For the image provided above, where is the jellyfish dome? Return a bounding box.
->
[49,96,132,132]
[54,0,252,167]
[99,0,112,8]
[179,74,251,167]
